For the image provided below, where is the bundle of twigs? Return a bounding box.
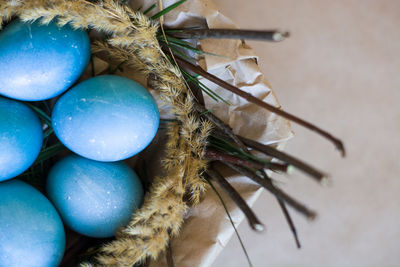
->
[0,0,344,266]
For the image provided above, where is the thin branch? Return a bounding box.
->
[194,100,307,241]
[205,178,254,267]
[259,166,302,249]
[169,29,289,42]
[142,258,151,267]
[185,66,249,153]
[175,56,345,157]
[193,101,248,152]
[206,169,264,232]
[166,241,174,267]
[205,148,289,173]
[193,100,323,183]
[239,135,328,184]
[184,51,304,250]
[187,79,205,106]
[257,172,301,248]
[90,56,95,77]
[277,199,301,249]
[224,162,317,220]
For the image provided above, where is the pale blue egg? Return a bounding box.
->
[0,96,43,182]
[0,20,90,101]
[46,154,144,238]
[0,179,66,267]
[52,75,159,162]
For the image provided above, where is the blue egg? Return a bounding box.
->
[46,154,144,238]
[0,20,90,101]
[0,96,43,182]
[0,180,65,267]
[52,75,159,162]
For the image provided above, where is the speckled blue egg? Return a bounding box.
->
[46,154,144,238]
[0,96,43,182]
[0,179,66,267]
[52,75,159,162]
[0,20,90,101]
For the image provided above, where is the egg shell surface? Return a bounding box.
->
[0,179,66,267]
[0,96,43,182]
[52,75,159,162]
[0,20,90,101]
[46,154,144,238]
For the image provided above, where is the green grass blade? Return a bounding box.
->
[182,72,220,103]
[164,27,202,33]
[26,103,51,125]
[169,46,193,62]
[151,0,187,20]
[159,33,229,103]
[43,128,54,139]
[180,68,230,104]
[210,135,273,166]
[35,143,65,163]
[164,35,192,46]
[144,3,157,14]
[164,35,225,58]
[166,39,205,55]
[196,79,230,105]
[199,108,216,116]
[206,178,253,267]
[41,101,51,113]
[19,170,40,178]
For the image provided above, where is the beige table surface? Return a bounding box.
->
[209,0,400,266]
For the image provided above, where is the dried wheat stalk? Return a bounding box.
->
[0,0,211,266]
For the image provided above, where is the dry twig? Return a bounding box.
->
[206,168,264,232]
[205,148,288,173]
[176,56,345,157]
[225,163,317,220]
[170,29,289,41]
[239,136,327,184]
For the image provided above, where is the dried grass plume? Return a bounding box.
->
[0,0,211,266]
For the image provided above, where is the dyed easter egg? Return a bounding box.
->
[0,20,90,101]
[52,75,159,162]
[46,154,144,238]
[0,180,65,267]
[0,96,43,182]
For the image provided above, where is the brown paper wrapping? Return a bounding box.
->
[96,0,293,266]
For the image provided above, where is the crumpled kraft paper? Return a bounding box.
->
[107,0,293,266]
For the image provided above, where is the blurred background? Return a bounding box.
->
[210,0,400,266]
